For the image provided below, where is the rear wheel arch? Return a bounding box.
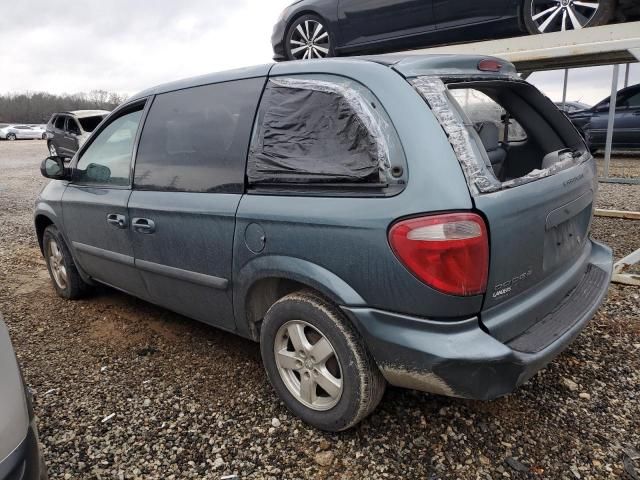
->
[237,257,366,341]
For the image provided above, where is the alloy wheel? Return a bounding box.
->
[289,20,330,60]
[274,320,343,410]
[47,239,68,290]
[7,134,16,141]
[530,0,601,32]
[49,143,57,156]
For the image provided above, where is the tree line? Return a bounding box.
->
[0,90,127,124]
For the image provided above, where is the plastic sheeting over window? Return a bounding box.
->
[411,77,502,195]
[248,77,391,184]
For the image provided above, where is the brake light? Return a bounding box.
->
[389,213,489,296]
[478,59,503,72]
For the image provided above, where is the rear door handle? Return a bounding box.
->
[106,213,127,229]
[132,217,156,234]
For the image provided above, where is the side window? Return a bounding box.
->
[54,116,66,130]
[75,106,143,186]
[625,91,640,109]
[66,118,81,135]
[247,76,398,186]
[134,78,265,193]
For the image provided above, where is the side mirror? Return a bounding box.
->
[85,163,111,182]
[40,156,70,180]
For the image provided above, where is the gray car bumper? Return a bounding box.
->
[343,241,613,400]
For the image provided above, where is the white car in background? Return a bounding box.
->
[0,124,46,140]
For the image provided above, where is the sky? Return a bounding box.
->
[0,0,637,106]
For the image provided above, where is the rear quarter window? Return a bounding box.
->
[247,74,405,194]
[134,78,265,193]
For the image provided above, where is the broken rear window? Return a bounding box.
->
[411,76,589,195]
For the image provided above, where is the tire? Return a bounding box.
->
[41,133,47,140]
[7,133,16,141]
[42,225,90,299]
[523,0,616,34]
[47,142,57,157]
[260,290,385,431]
[285,14,333,61]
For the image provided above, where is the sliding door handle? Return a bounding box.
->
[106,213,127,229]
[132,217,156,234]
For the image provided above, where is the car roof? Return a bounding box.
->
[128,54,516,101]
[59,110,110,118]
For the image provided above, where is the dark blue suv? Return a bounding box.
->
[35,55,612,431]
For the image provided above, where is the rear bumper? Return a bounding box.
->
[343,240,613,400]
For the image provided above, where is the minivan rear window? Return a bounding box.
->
[411,77,589,194]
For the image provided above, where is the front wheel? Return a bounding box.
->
[285,15,333,61]
[48,142,57,156]
[41,133,47,140]
[43,225,91,299]
[7,133,16,141]
[523,0,616,33]
[260,291,385,431]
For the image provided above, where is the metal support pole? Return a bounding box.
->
[603,64,620,179]
[624,63,630,88]
[561,69,569,110]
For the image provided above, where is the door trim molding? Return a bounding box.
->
[136,259,229,290]
[72,242,135,266]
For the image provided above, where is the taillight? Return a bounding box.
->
[478,59,503,72]
[388,213,489,296]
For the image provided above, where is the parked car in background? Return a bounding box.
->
[36,55,612,431]
[272,0,639,60]
[29,125,47,138]
[0,315,47,479]
[555,101,591,113]
[568,83,640,151]
[46,110,109,158]
[0,125,46,141]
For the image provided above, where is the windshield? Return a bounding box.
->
[78,115,106,133]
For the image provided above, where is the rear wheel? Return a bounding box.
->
[524,0,616,33]
[41,133,47,140]
[285,15,333,61]
[260,291,385,431]
[7,133,16,141]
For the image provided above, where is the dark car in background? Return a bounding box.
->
[272,0,640,60]
[46,110,109,159]
[555,101,591,114]
[568,83,640,151]
[0,315,47,479]
[36,55,612,431]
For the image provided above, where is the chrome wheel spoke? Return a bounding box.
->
[290,39,305,46]
[567,5,586,28]
[287,323,310,352]
[299,373,316,404]
[573,1,598,8]
[276,349,301,370]
[561,8,568,30]
[314,367,342,399]
[295,24,308,42]
[314,45,329,55]
[532,5,558,21]
[309,337,333,364]
[291,45,306,55]
[312,22,323,41]
[315,31,329,42]
[538,6,562,31]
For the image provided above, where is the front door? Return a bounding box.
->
[337,0,435,47]
[62,102,148,298]
[128,77,265,331]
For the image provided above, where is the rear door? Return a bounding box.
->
[128,77,266,331]
[337,0,435,47]
[62,117,81,154]
[62,102,148,298]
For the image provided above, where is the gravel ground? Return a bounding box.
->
[0,140,639,480]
